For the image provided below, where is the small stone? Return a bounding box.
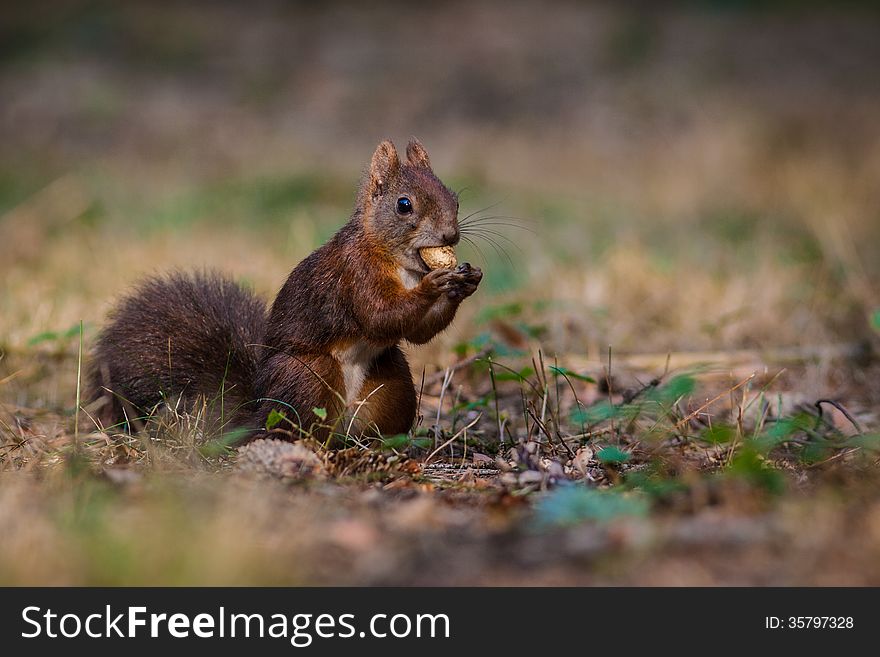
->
[234,438,325,481]
[518,470,544,485]
[572,446,595,477]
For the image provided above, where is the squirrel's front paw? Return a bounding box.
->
[422,263,483,301]
[442,263,483,301]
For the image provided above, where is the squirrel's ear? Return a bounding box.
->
[406,138,431,169]
[368,140,400,198]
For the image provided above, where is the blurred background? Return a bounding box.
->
[2,0,880,586]
[3,0,879,364]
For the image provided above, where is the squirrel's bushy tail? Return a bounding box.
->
[87,271,266,432]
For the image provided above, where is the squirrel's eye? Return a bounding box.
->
[396,197,413,214]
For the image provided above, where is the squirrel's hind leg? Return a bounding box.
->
[348,346,417,438]
[251,352,347,442]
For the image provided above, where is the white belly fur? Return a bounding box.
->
[331,267,415,405]
[397,266,422,291]
[333,342,386,404]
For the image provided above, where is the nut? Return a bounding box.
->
[419,246,457,270]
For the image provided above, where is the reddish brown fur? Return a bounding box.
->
[88,138,482,442]
[354,347,418,435]
[87,271,266,432]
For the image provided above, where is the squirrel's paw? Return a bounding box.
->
[443,263,483,301]
[422,263,483,301]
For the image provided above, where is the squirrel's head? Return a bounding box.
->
[359,138,460,276]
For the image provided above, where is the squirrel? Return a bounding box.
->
[87,138,483,442]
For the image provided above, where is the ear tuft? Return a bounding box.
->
[406,138,431,169]
[368,140,400,198]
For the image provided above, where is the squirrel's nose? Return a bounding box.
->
[442,227,460,245]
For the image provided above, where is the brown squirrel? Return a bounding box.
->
[87,138,482,442]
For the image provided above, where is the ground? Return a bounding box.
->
[1,1,880,585]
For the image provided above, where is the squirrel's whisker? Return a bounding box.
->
[458,200,504,225]
[460,220,536,234]
[462,228,523,253]
[460,214,538,228]
[461,227,525,255]
[459,234,490,264]
[463,234,522,264]
[463,232,515,267]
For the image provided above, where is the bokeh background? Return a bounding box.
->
[2,1,880,585]
[3,1,879,361]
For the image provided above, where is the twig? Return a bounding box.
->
[622,375,662,404]
[527,407,574,460]
[815,399,864,435]
[345,384,385,440]
[0,370,23,387]
[424,346,491,386]
[488,356,503,443]
[805,447,860,469]
[674,373,757,430]
[435,368,454,449]
[425,413,482,464]
[558,342,867,373]
[605,345,614,434]
[415,366,426,429]
[74,320,83,454]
